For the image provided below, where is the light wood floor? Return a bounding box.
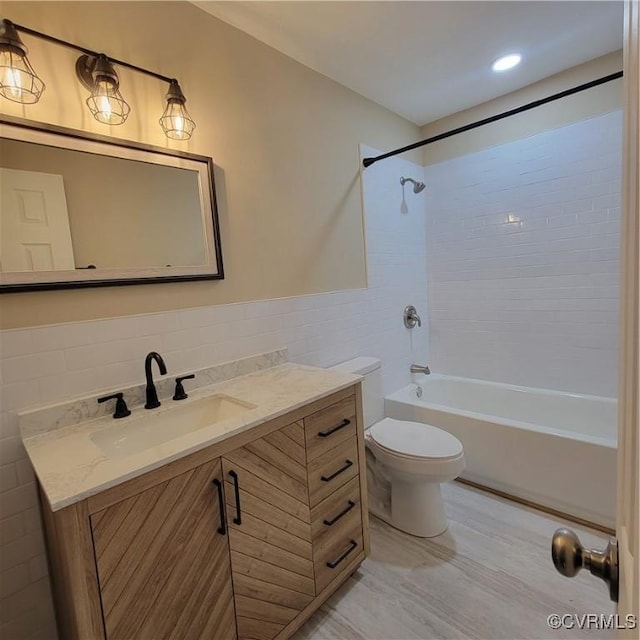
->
[295,482,614,640]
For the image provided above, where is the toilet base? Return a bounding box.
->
[391,477,448,537]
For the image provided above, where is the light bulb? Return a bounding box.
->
[1,66,21,99]
[173,114,184,136]
[99,97,112,120]
[96,86,113,123]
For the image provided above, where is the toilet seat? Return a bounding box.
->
[369,418,463,461]
[366,417,465,481]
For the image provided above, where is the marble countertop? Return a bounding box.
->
[22,363,360,512]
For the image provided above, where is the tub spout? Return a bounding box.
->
[410,364,430,374]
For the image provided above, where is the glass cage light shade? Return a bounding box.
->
[159,80,195,140]
[160,100,195,139]
[0,39,45,104]
[86,76,130,125]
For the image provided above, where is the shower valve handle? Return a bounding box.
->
[403,305,421,328]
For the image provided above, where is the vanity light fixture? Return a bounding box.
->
[0,18,196,140]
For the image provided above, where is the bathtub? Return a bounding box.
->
[385,374,617,529]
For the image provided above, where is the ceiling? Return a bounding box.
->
[195,1,624,126]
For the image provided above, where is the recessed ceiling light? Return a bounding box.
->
[492,54,522,72]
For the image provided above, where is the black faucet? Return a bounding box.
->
[144,351,167,409]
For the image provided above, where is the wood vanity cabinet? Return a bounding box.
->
[40,384,369,640]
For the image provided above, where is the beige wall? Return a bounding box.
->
[0,1,420,328]
[421,51,623,165]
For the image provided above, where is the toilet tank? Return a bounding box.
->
[329,357,383,428]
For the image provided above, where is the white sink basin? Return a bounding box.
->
[90,394,257,459]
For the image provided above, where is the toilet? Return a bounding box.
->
[330,357,465,537]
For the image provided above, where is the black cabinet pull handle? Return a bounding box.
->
[228,470,241,525]
[212,479,226,535]
[323,500,356,527]
[321,460,353,482]
[318,418,351,438]
[326,539,358,569]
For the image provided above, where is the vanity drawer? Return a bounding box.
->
[304,396,357,462]
[310,476,361,539]
[313,508,363,592]
[307,436,359,507]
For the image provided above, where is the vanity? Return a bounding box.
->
[21,357,369,640]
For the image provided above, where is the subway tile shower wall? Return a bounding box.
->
[0,146,429,638]
[424,111,622,398]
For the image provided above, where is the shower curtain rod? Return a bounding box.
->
[362,70,623,168]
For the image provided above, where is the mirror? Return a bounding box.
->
[0,116,223,292]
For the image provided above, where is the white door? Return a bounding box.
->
[616,0,639,629]
[551,1,639,628]
[0,168,75,272]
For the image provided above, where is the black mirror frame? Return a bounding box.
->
[0,115,224,293]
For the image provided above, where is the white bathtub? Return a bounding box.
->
[385,374,617,529]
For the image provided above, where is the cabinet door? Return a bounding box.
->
[222,422,315,640]
[90,458,236,640]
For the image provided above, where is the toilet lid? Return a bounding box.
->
[369,418,463,460]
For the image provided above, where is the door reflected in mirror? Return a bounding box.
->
[0,117,223,292]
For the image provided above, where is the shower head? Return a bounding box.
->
[400,176,426,194]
